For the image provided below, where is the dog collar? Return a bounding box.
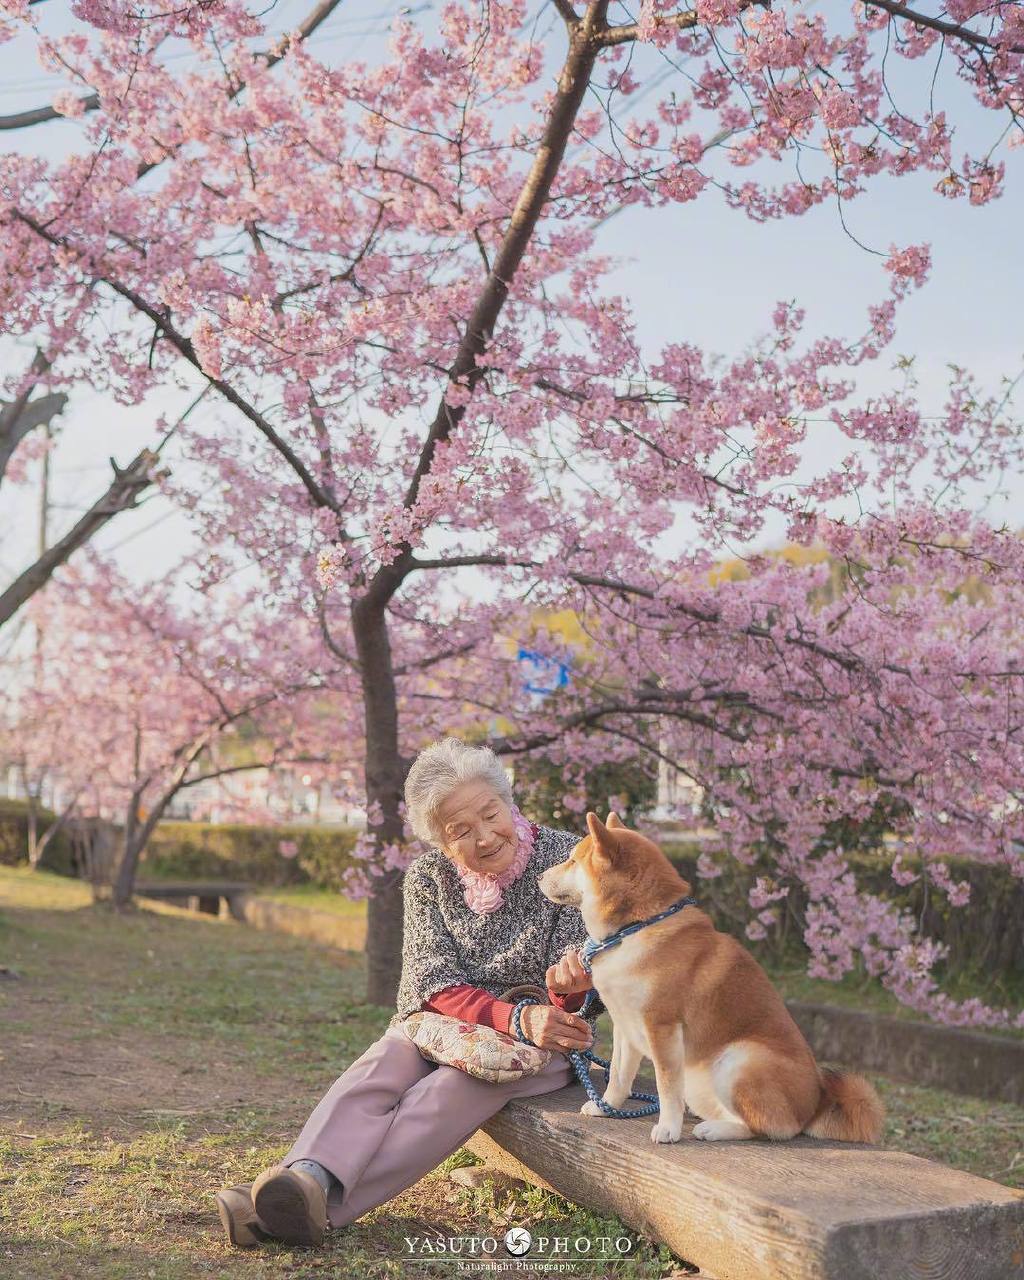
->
[579,895,697,973]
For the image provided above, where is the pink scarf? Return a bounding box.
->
[453,803,538,915]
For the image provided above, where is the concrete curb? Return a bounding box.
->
[234,891,367,953]
[787,1000,1024,1106]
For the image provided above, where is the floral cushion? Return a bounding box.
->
[399,1011,552,1083]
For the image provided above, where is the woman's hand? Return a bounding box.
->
[520,1003,593,1054]
[545,948,594,997]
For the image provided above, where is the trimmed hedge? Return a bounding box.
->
[0,799,74,874]
[141,820,361,890]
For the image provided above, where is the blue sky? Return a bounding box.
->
[1,0,1021,599]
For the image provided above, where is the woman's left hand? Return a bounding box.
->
[519,1003,593,1053]
[545,948,593,996]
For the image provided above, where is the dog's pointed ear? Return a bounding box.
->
[586,811,608,843]
[606,811,625,829]
[586,811,615,865]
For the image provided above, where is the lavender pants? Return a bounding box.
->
[281,1024,576,1227]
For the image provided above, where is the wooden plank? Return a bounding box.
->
[787,1001,1024,1106]
[467,1075,1024,1280]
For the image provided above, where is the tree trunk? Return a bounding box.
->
[112,789,144,908]
[346,10,609,1004]
[352,596,407,1007]
[29,793,78,869]
[26,792,39,867]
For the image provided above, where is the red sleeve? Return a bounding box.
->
[548,987,587,1013]
[424,983,516,1037]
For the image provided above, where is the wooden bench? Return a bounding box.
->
[467,1070,1024,1280]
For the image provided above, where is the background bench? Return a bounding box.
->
[135,880,252,920]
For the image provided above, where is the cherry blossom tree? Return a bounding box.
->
[1,0,1022,1018]
[7,554,354,904]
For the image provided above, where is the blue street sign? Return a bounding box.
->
[517,646,572,696]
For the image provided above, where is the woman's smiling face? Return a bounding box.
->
[436,781,517,876]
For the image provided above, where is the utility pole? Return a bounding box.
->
[34,423,51,664]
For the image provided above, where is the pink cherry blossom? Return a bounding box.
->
[1,0,1022,1021]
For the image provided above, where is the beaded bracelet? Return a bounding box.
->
[511,996,543,1046]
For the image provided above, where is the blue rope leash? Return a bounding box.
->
[514,894,697,1120]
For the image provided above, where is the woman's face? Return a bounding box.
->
[436,781,517,876]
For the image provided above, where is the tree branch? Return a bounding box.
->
[599,5,700,47]
[534,375,747,496]
[0,0,347,133]
[30,787,84,867]
[0,448,158,629]
[407,554,539,572]
[403,556,912,684]
[316,594,361,669]
[393,638,480,677]
[0,348,67,488]
[488,695,908,786]
[0,94,100,133]
[862,1,1024,55]
[11,209,340,514]
[362,3,611,611]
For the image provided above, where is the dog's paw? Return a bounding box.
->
[692,1119,752,1142]
[650,1119,683,1144]
[580,1100,607,1117]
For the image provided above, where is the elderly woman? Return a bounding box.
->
[215,736,599,1248]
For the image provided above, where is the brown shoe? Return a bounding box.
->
[251,1164,328,1247]
[215,1183,271,1249]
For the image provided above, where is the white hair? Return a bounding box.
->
[404,736,514,847]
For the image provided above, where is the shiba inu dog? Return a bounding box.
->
[538,812,884,1146]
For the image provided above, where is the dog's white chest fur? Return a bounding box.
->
[589,935,659,1058]
[590,934,744,1124]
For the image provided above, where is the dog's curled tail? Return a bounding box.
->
[803,1068,885,1144]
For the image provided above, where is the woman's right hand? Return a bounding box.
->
[519,1003,593,1054]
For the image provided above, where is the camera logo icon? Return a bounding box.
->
[504,1226,532,1256]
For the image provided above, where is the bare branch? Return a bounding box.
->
[0,448,157,628]
[551,0,579,27]
[316,594,361,669]
[30,787,83,867]
[177,757,287,790]
[0,348,67,487]
[407,554,539,572]
[0,93,100,133]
